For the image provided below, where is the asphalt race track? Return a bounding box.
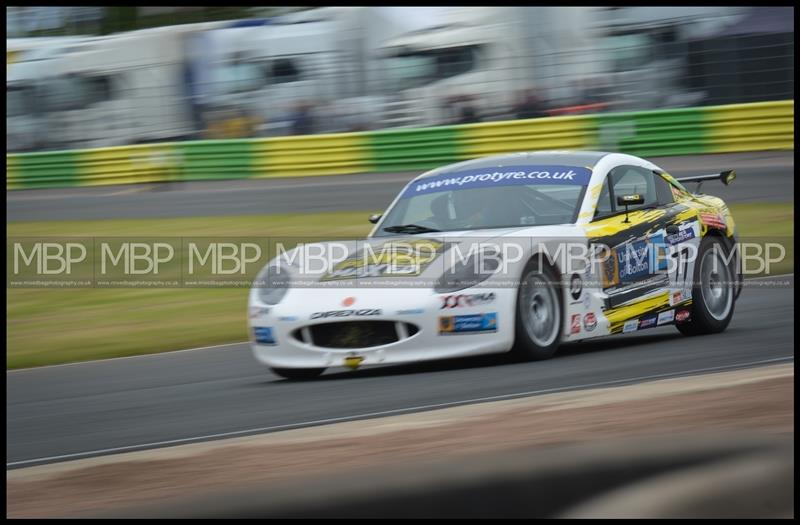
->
[7,276,794,468]
[6,150,795,469]
[6,151,794,222]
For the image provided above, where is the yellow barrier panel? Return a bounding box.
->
[252,133,371,177]
[459,115,596,157]
[6,155,22,190]
[704,100,794,153]
[78,144,179,186]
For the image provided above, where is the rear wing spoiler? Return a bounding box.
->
[675,170,736,186]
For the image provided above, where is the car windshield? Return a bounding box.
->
[375,165,590,236]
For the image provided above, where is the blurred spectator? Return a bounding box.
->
[182,61,206,138]
[575,78,609,107]
[445,95,482,124]
[290,102,315,135]
[514,89,548,119]
[457,104,480,124]
[204,108,259,139]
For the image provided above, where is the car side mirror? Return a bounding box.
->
[617,194,644,223]
[617,194,644,206]
[369,214,382,224]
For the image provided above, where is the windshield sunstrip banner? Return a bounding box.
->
[402,166,592,198]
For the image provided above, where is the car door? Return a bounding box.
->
[586,165,693,313]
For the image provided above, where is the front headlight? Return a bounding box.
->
[253,263,290,305]
[434,249,502,294]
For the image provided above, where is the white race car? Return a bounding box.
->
[249,151,741,379]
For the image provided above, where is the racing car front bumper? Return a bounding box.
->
[249,287,517,370]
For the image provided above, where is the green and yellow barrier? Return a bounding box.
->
[703,101,794,153]
[254,133,372,178]
[6,100,793,190]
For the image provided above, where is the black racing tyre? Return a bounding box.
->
[270,367,326,380]
[676,235,736,336]
[511,259,563,361]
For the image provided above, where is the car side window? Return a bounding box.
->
[653,172,675,204]
[609,166,658,210]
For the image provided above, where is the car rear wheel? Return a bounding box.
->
[270,367,326,380]
[676,236,735,336]
[511,260,562,361]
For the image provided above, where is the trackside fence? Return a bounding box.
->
[7,100,793,190]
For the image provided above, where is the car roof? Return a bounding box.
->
[417,150,613,180]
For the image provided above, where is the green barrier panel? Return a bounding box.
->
[593,107,708,157]
[13,150,80,189]
[367,126,466,172]
[179,140,255,181]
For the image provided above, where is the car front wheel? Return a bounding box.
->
[511,260,562,361]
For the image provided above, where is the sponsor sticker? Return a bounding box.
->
[396,308,425,315]
[311,309,382,320]
[700,213,727,230]
[670,291,685,306]
[571,293,592,310]
[249,306,270,319]
[647,233,670,272]
[403,165,593,198]
[253,326,276,345]
[278,315,298,322]
[570,274,582,300]
[616,240,651,282]
[441,292,496,309]
[657,309,675,325]
[623,319,639,333]
[638,315,658,330]
[675,309,691,323]
[570,314,581,334]
[342,297,356,307]
[583,312,597,332]
[666,226,696,245]
[601,250,620,289]
[343,355,365,369]
[439,313,497,335]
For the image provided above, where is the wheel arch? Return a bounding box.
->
[701,228,743,299]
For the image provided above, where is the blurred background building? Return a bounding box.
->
[6,6,794,152]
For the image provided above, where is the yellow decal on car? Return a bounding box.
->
[322,239,444,280]
[605,292,671,333]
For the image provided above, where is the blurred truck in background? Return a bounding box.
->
[7,37,87,152]
[592,6,746,110]
[191,7,448,136]
[6,7,448,150]
[377,7,603,127]
[6,22,227,151]
[375,6,767,125]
